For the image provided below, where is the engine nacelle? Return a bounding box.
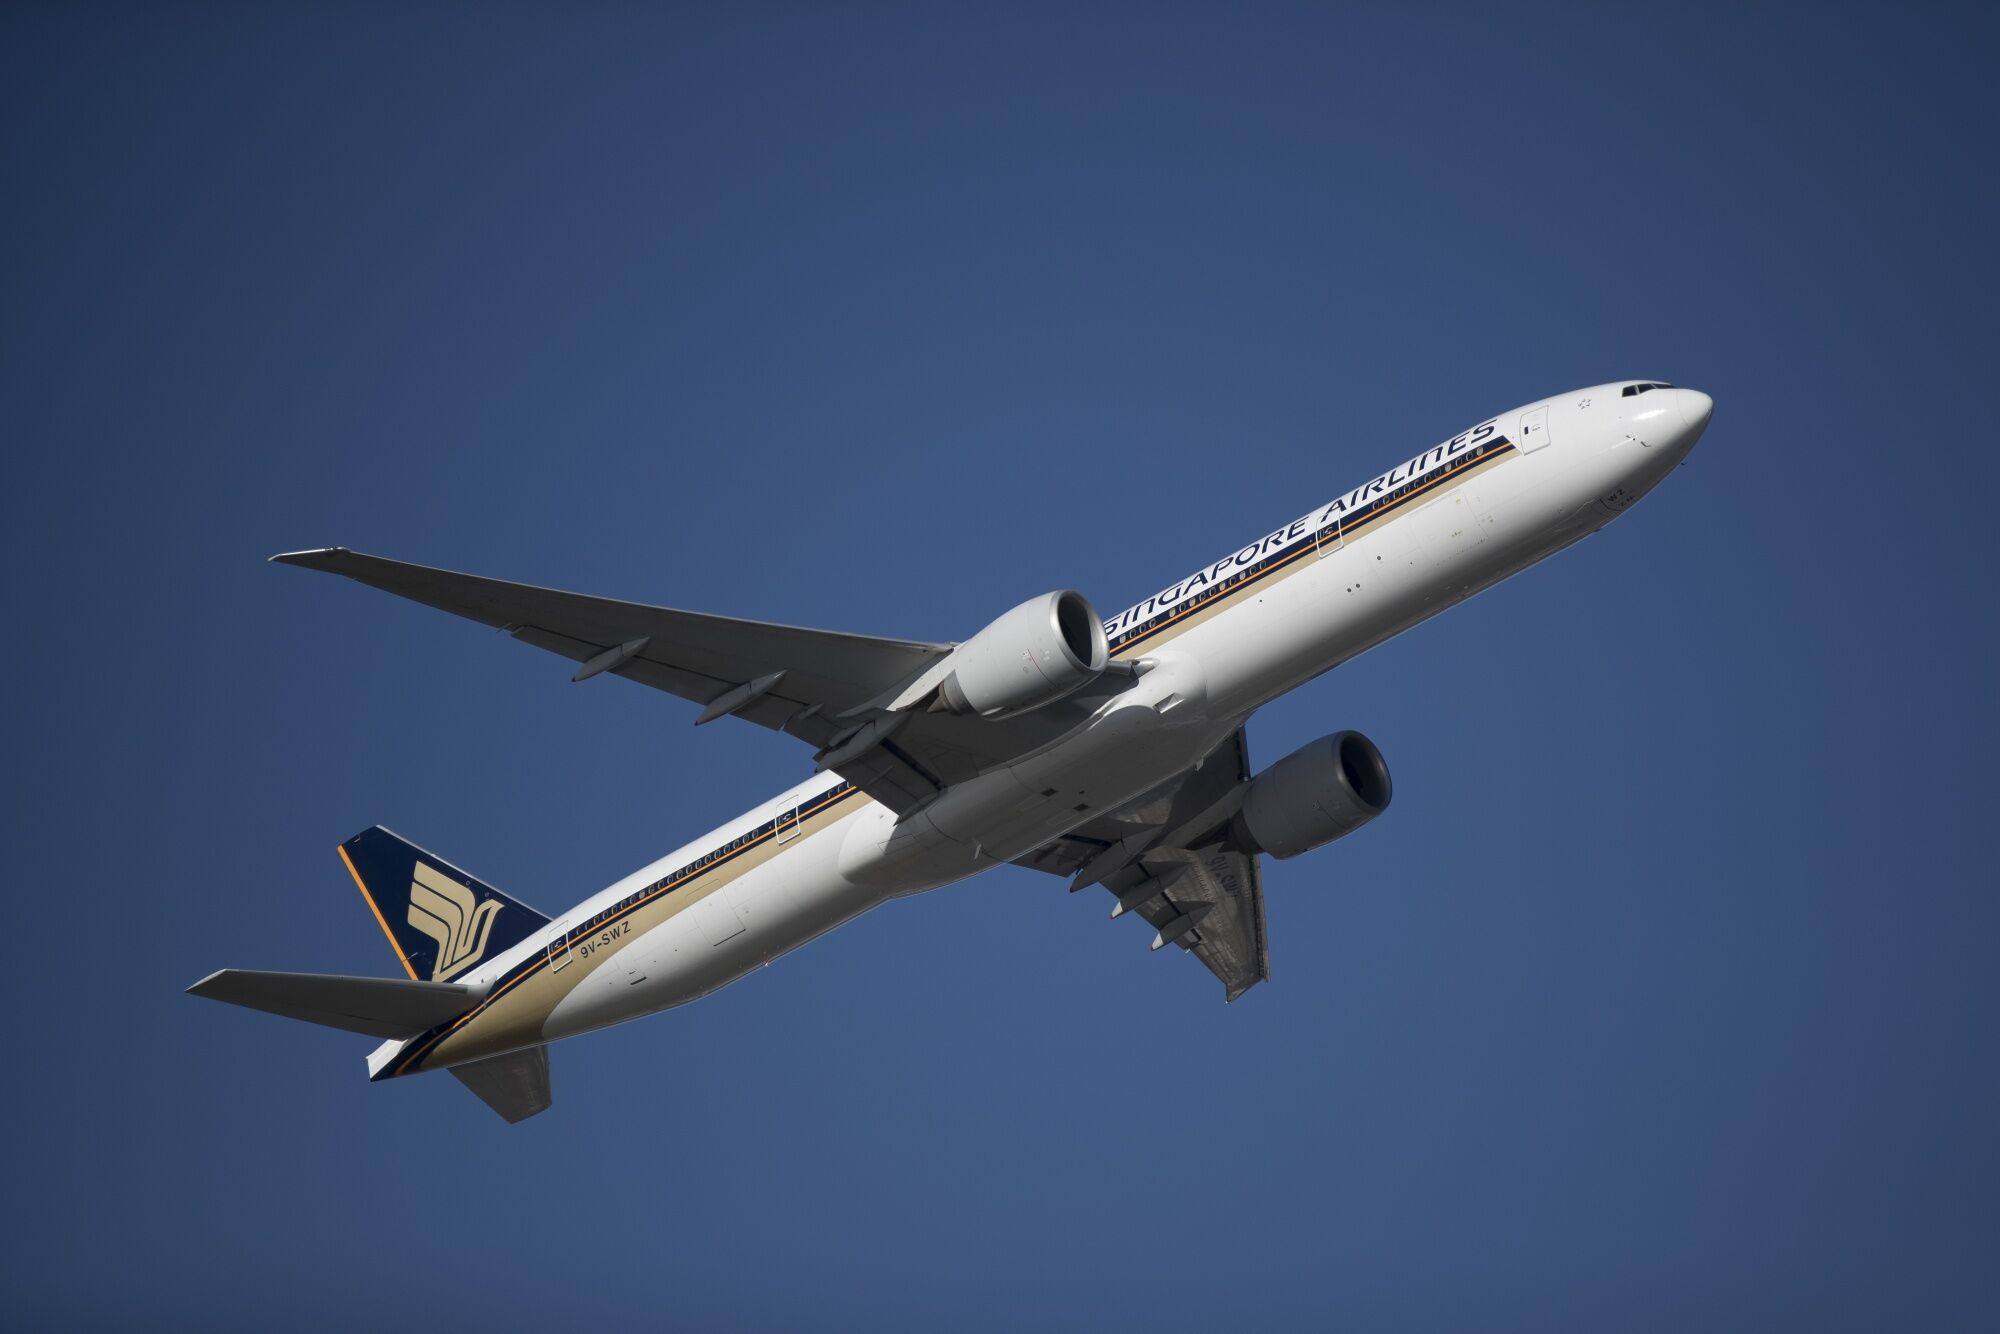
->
[1238,730,1393,859]
[933,590,1109,719]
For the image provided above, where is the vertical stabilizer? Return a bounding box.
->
[338,827,549,983]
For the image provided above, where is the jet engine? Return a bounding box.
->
[1237,730,1393,859]
[931,590,1109,719]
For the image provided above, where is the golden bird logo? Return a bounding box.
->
[405,862,504,981]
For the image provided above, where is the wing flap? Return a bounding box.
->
[1014,729,1270,1001]
[1125,845,1269,1002]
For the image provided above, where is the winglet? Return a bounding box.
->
[269,547,349,567]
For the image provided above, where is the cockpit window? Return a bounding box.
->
[1620,382,1675,397]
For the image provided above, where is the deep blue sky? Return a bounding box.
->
[5,4,1996,1329]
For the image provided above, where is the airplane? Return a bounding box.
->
[191,380,1712,1121]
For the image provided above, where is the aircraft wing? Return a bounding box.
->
[1013,729,1270,1001]
[274,548,1117,813]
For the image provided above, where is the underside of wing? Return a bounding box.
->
[1015,729,1270,1001]
[274,548,1116,812]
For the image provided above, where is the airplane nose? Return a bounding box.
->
[1677,388,1714,437]
[1625,385,1713,454]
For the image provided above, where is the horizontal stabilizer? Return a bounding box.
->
[449,1045,552,1123]
[187,969,478,1039]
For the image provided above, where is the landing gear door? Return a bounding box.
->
[1518,405,1552,454]
[698,888,747,946]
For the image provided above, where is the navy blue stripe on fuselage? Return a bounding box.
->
[380,781,863,1078]
[1108,435,1515,656]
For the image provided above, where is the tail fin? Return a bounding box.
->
[338,827,549,983]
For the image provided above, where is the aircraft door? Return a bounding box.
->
[1518,405,1552,453]
[1313,506,1342,559]
[547,922,575,974]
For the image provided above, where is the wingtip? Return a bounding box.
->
[269,547,347,567]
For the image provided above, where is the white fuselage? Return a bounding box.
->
[375,381,1710,1078]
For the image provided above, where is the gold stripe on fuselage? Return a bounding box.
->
[404,785,862,1073]
[1111,443,1516,660]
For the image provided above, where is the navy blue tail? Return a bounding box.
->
[339,827,549,983]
